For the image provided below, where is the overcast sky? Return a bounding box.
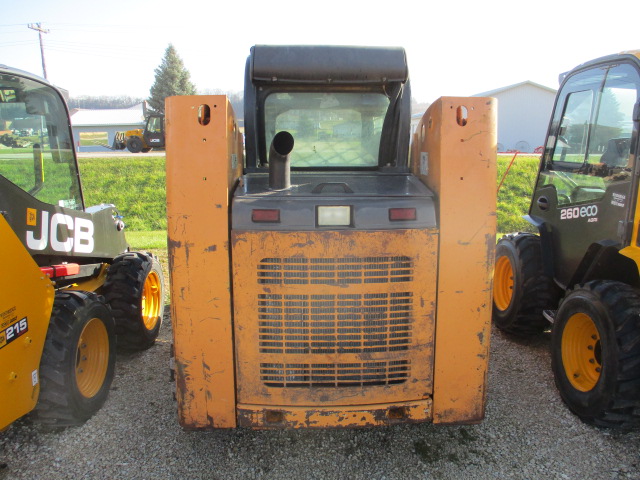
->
[1,0,638,103]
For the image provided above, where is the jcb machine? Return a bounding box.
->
[111,113,165,153]
[0,65,165,429]
[167,45,497,429]
[493,51,640,427]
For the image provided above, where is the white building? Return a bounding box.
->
[410,81,557,153]
[70,103,146,153]
[474,81,557,153]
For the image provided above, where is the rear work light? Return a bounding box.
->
[317,206,351,226]
[389,208,417,221]
[252,209,280,223]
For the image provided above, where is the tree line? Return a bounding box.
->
[68,96,144,110]
[68,91,244,115]
[69,44,243,116]
[69,44,423,118]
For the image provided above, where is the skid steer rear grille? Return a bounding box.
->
[260,360,411,387]
[258,292,413,354]
[257,256,413,285]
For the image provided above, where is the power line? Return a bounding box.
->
[0,40,38,47]
[44,39,158,55]
[44,45,145,61]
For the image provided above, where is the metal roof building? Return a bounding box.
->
[70,103,146,153]
[474,81,557,153]
[410,81,557,154]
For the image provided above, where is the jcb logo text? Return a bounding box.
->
[26,211,95,253]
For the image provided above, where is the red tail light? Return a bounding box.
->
[252,209,280,223]
[389,208,417,221]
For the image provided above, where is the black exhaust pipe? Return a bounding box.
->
[268,131,294,190]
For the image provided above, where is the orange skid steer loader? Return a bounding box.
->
[166,45,497,429]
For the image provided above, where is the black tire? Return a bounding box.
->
[551,280,640,428]
[103,252,164,351]
[126,136,143,153]
[492,233,558,335]
[35,291,116,427]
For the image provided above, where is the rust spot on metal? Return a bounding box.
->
[175,360,190,408]
[265,410,284,424]
[230,235,247,247]
[236,400,433,429]
[388,406,407,419]
[291,240,315,248]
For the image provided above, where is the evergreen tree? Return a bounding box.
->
[148,44,196,114]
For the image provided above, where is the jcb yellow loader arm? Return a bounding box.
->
[0,215,54,429]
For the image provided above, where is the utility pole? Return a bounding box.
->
[28,23,50,80]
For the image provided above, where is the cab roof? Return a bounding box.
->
[560,50,640,84]
[250,45,408,86]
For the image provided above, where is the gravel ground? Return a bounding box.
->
[2,312,639,480]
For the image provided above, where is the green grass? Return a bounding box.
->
[124,230,169,301]
[0,151,82,207]
[124,230,167,250]
[496,154,540,234]
[79,156,166,231]
[73,152,541,302]
[77,152,541,256]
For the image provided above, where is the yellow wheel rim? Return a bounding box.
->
[493,255,514,311]
[76,318,110,398]
[141,271,162,331]
[562,312,601,392]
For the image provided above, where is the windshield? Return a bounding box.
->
[146,115,163,133]
[264,92,390,168]
[0,73,82,209]
[540,63,639,206]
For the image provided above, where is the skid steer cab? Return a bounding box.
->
[0,65,165,429]
[167,45,497,429]
[492,51,640,428]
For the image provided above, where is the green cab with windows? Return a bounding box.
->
[492,51,640,428]
[533,60,639,287]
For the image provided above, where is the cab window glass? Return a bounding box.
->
[264,92,389,168]
[588,81,636,165]
[0,74,82,209]
[147,115,163,133]
[540,64,639,206]
[551,90,593,164]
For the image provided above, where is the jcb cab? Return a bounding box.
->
[493,51,640,428]
[167,46,497,428]
[0,65,165,429]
